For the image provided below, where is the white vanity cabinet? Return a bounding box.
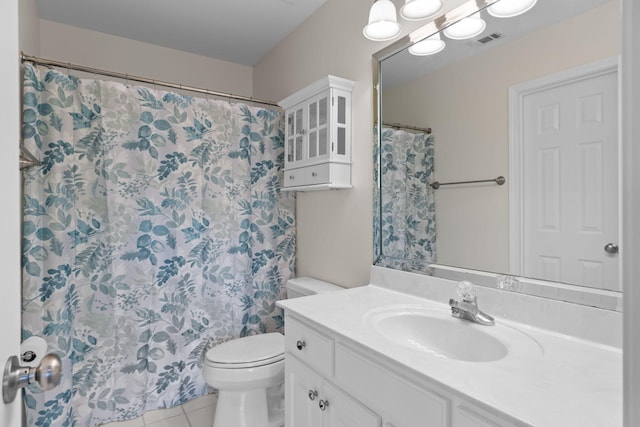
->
[278,75,354,191]
[284,314,529,427]
[285,317,380,426]
[286,355,380,427]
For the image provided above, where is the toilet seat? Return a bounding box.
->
[205,333,284,369]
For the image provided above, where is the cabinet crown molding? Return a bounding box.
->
[278,75,355,110]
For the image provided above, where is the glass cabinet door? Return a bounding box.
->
[286,107,306,166]
[336,95,347,156]
[295,107,304,162]
[307,94,329,161]
[287,111,295,164]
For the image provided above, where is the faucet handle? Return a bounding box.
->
[456,281,477,301]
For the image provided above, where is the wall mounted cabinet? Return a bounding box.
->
[278,75,354,191]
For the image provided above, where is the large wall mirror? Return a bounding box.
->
[373,0,622,310]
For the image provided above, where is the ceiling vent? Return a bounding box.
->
[466,32,504,48]
[480,33,504,43]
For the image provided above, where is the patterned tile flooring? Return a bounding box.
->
[101,394,217,427]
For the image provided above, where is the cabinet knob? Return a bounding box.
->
[319,399,329,411]
[308,390,318,401]
[296,340,306,351]
[299,129,306,135]
[289,175,295,180]
[311,172,317,177]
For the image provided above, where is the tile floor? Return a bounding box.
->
[102,393,217,427]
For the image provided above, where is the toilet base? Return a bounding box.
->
[213,386,284,427]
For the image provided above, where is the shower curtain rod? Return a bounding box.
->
[20,52,280,108]
[382,121,432,134]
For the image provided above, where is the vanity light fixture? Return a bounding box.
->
[442,14,486,40]
[400,0,443,21]
[487,0,538,18]
[363,0,402,41]
[408,32,445,56]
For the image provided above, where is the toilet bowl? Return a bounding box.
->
[204,333,285,427]
[203,277,343,427]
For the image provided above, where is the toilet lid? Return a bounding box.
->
[205,333,284,368]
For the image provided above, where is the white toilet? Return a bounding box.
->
[203,277,342,427]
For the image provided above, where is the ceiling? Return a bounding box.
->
[35,0,328,66]
[382,0,611,89]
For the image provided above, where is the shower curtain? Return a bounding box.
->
[376,127,436,265]
[20,64,295,426]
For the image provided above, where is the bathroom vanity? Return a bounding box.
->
[277,267,622,426]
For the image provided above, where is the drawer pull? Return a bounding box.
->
[312,172,318,177]
[319,399,329,411]
[296,340,306,351]
[308,390,318,401]
[289,175,295,180]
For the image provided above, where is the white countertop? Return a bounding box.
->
[278,285,622,426]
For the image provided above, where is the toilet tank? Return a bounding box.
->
[286,277,343,299]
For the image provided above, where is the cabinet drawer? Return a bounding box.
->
[284,168,305,188]
[285,316,334,378]
[305,163,330,185]
[334,342,450,427]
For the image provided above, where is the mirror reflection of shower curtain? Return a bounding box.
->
[20,64,295,427]
[379,127,436,263]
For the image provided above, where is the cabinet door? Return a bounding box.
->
[286,107,305,167]
[334,93,348,157]
[307,92,330,162]
[285,355,323,427]
[322,382,381,427]
[334,342,450,427]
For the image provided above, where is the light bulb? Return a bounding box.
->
[443,15,486,40]
[363,0,402,41]
[400,0,443,21]
[409,33,446,56]
[488,0,538,18]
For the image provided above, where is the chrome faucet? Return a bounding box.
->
[449,281,495,326]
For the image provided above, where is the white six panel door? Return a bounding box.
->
[522,68,619,290]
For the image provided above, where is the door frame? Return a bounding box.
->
[0,0,23,425]
[508,56,621,288]
[622,0,640,424]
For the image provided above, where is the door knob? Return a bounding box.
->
[604,243,619,254]
[3,353,62,403]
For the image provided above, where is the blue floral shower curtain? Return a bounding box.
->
[376,127,436,265]
[21,64,295,427]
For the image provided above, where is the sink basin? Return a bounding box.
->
[365,305,541,362]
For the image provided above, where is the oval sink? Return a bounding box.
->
[365,305,541,363]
